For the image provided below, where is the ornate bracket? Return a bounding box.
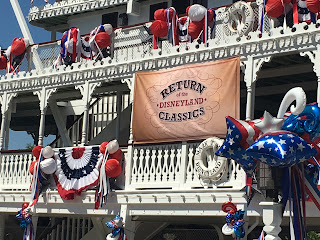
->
[242,56,272,87]
[75,81,101,105]
[300,50,320,78]
[0,92,17,114]
[33,87,57,111]
[121,77,134,92]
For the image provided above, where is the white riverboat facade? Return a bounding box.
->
[0,0,320,239]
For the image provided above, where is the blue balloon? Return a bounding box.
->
[234,210,245,221]
[234,220,245,238]
[225,212,234,225]
[216,116,258,176]
[282,104,320,140]
[246,131,317,167]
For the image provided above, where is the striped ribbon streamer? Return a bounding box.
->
[29,150,44,207]
[95,152,110,209]
[259,0,266,34]
[24,223,35,240]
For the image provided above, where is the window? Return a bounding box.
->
[192,0,208,8]
[150,2,168,20]
[172,0,191,15]
[102,12,118,28]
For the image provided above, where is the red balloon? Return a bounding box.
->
[100,142,109,155]
[11,38,26,56]
[150,20,169,38]
[95,32,111,49]
[28,161,37,175]
[188,21,203,39]
[265,0,285,18]
[105,159,122,178]
[0,56,6,70]
[186,6,191,15]
[306,0,320,13]
[284,0,292,4]
[22,202,29,209]
[179,17,188,25]
[208,9,215,23]
[154,9,166,21]
[108,149,122,162]
[32,146,43,159]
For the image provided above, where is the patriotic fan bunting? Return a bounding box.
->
[246,131,317,167]
[54,146,103,200]
[216,116,261,176]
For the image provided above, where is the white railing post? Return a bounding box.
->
[179,142,188,189]
[259,202,282,240]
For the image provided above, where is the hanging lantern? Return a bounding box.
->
[108,149,122,162]
[188,21,203,39]
[105,159,122,178]
[188,4,207,22]
[150,20,169,38]
[32,146,43,159]
[265,0,285,18]
[42,146,54,159]
[154,9,167,21]
[100,141,109,155]
[95,32,111,49]
[0,55,7,70]
[306,0,320,13]
[28,160,37,175]
[40,158,57,174]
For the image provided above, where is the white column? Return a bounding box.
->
[116,91,123,140]
[4,108,12,150]
[75,82,101,146]
[243,56,271,120]
[120,204,136,240]
[0,93,17,150]
[34,88,57,146]
[121,77,134,187]
[259,202,282,240]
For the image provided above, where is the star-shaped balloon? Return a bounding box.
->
[216,116,261,175]
[246,131,317,167]
[255,111,284,134]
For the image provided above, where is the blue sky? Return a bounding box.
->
[1,0,55,149]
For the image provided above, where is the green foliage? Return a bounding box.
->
[25,143,35,149]
[308,231,320,240]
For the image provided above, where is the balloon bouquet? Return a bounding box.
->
[106,216,127,240]
[216,87,320,239]
[221,202,246,239]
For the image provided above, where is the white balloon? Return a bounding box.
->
[42,146,54,158]
[222,223,234,235]
[40,158,57,174]
[106,233,120,240]
[103,24,113,35]
[188,4,207,22]
[107,140,119,154]
[277,87,306,119]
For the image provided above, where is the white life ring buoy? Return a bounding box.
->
[194,137,227,181]
[225,1,254,36]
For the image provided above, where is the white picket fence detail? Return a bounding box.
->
[129,142,246,190]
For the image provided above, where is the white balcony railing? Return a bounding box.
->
[128,142,246,191]
[0,142,246,192]
[2,1,272,78]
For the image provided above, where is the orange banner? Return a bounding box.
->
[132,57,240,144]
